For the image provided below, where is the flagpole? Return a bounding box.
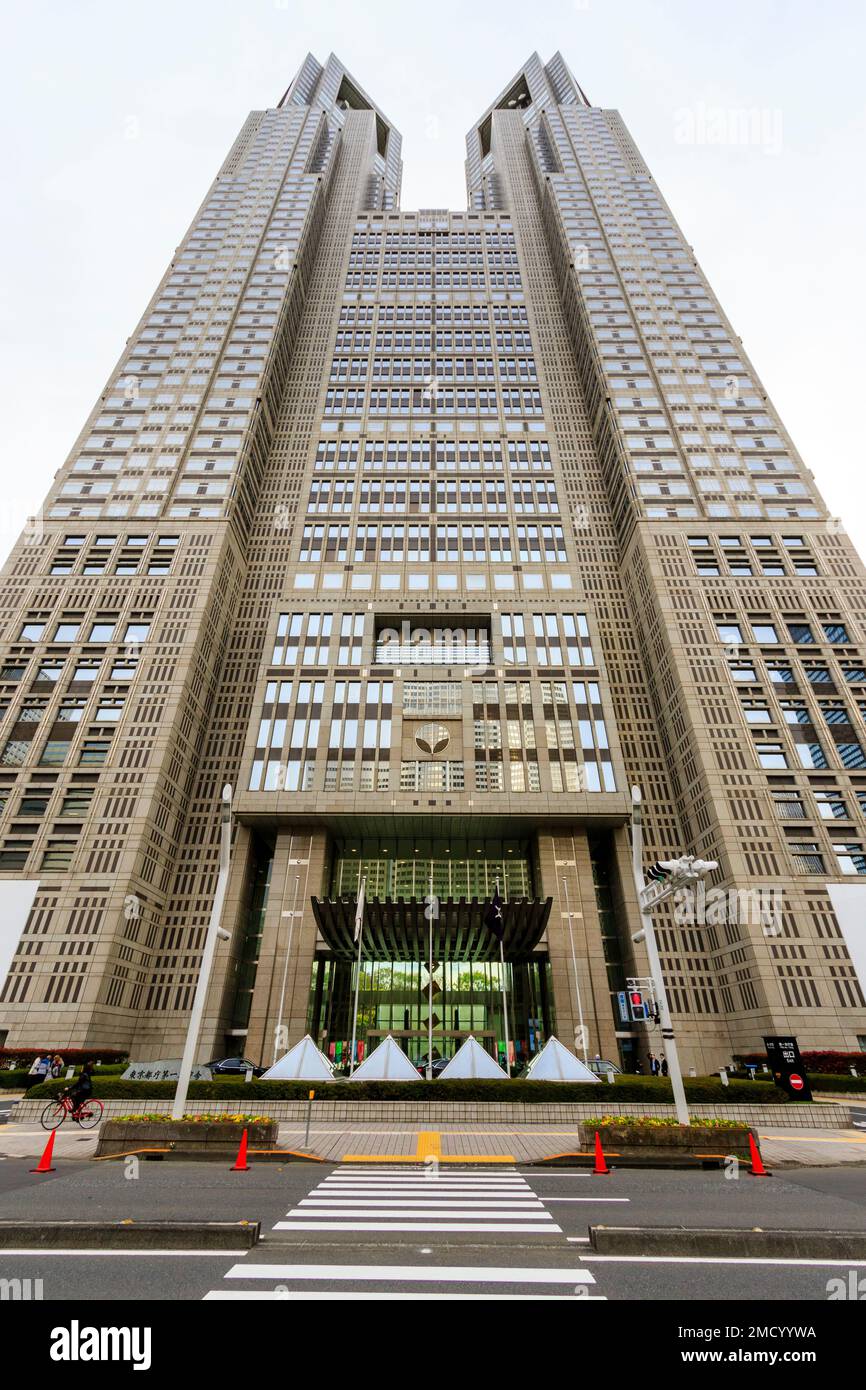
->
[427,864,434,1080]
[272,875,300,1067]
[497,878,511,1077]
[348,875,366,1077]
[562,874,588,1061]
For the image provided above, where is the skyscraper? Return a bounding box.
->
[0,51,864,1072]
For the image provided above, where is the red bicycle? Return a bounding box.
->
[40,1093,104,1131]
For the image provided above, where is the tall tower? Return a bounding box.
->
[0,52,864,1072]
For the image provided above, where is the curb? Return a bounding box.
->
[589,1225,866,1258]
[0,1220,261,1250]
[91,1147,324,1164]
[526,1153,745,1170]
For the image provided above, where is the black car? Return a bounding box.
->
[416,1056,451,1077]
[205,1056,266,1078]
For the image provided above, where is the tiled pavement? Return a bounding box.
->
[2,1119,865,1166]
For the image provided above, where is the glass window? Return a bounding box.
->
[757,742,787,768]
[833,843,866,875]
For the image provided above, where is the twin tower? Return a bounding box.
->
[0,52,864,1073]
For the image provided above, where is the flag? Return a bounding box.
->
[354,876,366,943]
[483,886,504,942]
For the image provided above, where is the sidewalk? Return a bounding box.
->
[2,1119,865,1166]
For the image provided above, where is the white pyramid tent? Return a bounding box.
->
[261,1034,335,1082]
[439,1035,508,1080]
[349,1033,421,1082]
[523,1036,599,1083]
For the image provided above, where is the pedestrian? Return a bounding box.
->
[661,1056,668,1077]
[51,1054,64,1078]
[634,1058,642,1074]
[648,1052,659,1075]
[28,1054,43,1076]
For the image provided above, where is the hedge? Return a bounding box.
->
[0,1048,127,1066]
[0,1063,127,1087]
[0,1070,33,1089]
[27,1075,788,1105]
[805,1073,866,1093]
[737,1050,864,1076]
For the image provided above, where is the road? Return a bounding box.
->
[1,1159,864,1301]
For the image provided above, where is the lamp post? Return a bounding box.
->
[629,786,716,1128]
[172,784,233,1119]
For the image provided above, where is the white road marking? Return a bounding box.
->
[582,1254,866,1267]
[0,1249,253,1257]
[224,1264,596,1284]
[205,1291,605,1301]
[272,1221,562,1233]
[542,1196,631,1203]
[299,1198,546,1208]
[282,1207,555,1220]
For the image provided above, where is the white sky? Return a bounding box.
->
[2,0,865,561]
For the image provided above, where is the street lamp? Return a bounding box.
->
[629,785,717,1127]
[171,784,233,1119]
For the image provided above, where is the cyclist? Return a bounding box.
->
[62,1060,95,1117]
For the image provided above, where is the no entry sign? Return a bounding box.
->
[763,1036,813,1102]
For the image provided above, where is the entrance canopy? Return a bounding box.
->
[438,1035,508,1080]
[312,896,552,962]
[261,1034,335,1082]
[523,1036,599,1083]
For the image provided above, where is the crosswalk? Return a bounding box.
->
[270,1166,564,1234]
[204,1166,604,1300]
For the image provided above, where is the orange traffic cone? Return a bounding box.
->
[747,1132,769,1177]
[30,1129,57,1174]
[231,1128,250,1172]
[593,1130,610,1176]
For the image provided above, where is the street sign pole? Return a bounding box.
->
[630,787,690,1126]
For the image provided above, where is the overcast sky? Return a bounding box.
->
[2,0,865,561]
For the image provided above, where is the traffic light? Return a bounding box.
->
[646,861,676,883]
[629,988,649,1021]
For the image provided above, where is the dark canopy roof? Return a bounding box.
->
[311,896,552,962]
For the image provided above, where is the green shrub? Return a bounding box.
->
[0,1070,33,1089]
[27,1075,787,1105]
[805,1073,866,1093]
[737,1050,864,1076]
[0,1048,127,1067]
[1,1063,125,1088]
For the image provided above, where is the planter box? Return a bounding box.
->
[96,1118,277,1159]
[581,1122,756,1167]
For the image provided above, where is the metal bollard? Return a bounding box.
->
[304,1089,315,1150]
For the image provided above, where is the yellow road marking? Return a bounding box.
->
[759,1133,866,1143]
[342,1129,515,1163]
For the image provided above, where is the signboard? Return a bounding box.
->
[639,878,673,912]
[122,1059,212,1082]
[617,991,630,1024]
[763,1036,812,1102]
